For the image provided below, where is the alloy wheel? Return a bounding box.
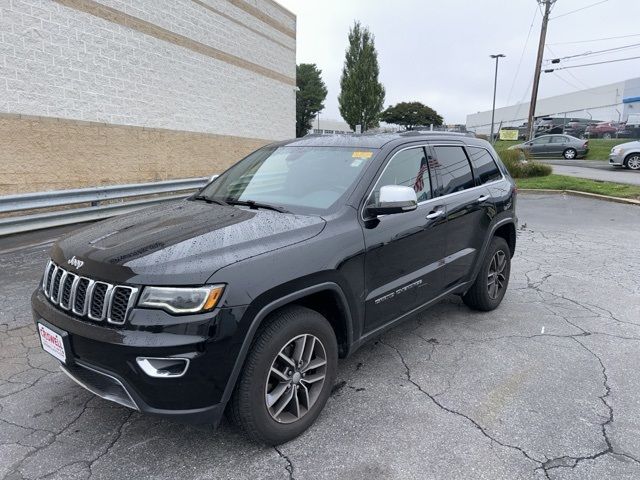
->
[487,250,507,300]
[627,155,640,170]
[564,149,576,159]
[265,334,327,424]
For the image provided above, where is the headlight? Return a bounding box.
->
[612,147,623,155]
[138,285,225,314]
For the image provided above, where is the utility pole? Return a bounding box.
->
[490,54,505,144]
[527,0,555,140]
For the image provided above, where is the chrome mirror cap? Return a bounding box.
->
[367,185,418,217]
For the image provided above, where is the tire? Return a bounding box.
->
[229,305,338,445]
[563,148,577,159]
[625,154,640,170]
[462,236,511,312]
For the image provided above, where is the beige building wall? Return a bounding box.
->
[0,0,296,194]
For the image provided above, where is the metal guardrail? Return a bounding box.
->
[0,177,214,237]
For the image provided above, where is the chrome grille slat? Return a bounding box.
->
[107,286,138,325]
[41,261,136,326]
[42,260,53,293]
[50,268,64,304]
[73,277,91,316]
[59,272,76,310]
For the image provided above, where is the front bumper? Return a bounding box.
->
[32,289,248,425]
[609,153,625,166]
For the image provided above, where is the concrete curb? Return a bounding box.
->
[519,188,640,206]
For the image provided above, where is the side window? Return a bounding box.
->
[467,147,502,185]
[531,137,549,145]
[370,147,432,205]
[432,146,475,196]
[550,136,567,143]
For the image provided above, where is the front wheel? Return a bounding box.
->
[563,148,577,159]
[625,154,640,170]
[229,305,338,445]
[463,236,511,311]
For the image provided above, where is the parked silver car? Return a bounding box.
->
[609,140,640,170]
[508,134,589,159]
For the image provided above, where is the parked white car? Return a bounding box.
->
[609,141,640,170]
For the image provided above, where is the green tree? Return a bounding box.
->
[338,21,385,131]
[296,63,328,137]
[380,102,444,130]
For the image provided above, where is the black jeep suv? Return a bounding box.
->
[32,132,517,445]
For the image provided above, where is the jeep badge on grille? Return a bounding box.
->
[67,256,84,270]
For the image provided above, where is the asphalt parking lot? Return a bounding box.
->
[1,193,640,480]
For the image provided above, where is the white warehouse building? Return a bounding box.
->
[466,77,640,135]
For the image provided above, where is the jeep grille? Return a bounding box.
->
[42,260,138,325]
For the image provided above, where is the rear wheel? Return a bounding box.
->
[463,236,511,311]
[229,305,338,445]
[563,148,577,159]
[625,154,640,170]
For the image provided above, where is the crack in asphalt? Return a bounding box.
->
[379,339,544,474]
[274,446,295,480]
[87,410,135,479]
[538,338,640,476]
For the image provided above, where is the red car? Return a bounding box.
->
[585,122,625,139]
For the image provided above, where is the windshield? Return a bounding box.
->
[198,146,375,214]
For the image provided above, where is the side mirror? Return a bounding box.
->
[366,185,418,217]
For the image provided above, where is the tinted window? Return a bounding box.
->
[467,147,502,185]
[550,136,567,143]
[432,146,474,195]
[371,147,432,204]
[531,137,549,145]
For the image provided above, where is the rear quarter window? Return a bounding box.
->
[467,147,502,185]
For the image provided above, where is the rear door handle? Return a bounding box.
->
[426,209,445,220]
[477,195,490,203]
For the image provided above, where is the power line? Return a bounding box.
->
[545,45,592,89]
[506,4,538,106]
[548,33,640,45]
[546,41,640,62]
[551,71,584,91]
[550,0,608,20]
[545,55,640,71]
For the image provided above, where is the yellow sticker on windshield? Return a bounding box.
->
[352,151,373,159]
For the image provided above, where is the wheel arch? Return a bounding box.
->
[220,282,354,405]
[467,218,516,291]
[624,151,640,168]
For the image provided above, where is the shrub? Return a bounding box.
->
[495,147,552,178]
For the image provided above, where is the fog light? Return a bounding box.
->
[136,357,190,378]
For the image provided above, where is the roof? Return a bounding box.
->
[283,131,476,149]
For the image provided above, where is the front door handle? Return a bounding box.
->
[477,195,490,203]
[426,209,445,220]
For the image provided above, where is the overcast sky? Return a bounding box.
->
[277,0,640,124]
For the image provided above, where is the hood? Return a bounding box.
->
[615,140,640,149]
[51,200,326,285]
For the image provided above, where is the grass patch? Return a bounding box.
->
[516,174,640,199]
[493,138,625,161]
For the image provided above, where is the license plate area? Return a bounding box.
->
[37,321,72,365]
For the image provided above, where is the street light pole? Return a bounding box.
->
[490,54,505,144]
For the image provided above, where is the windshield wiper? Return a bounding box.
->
[191,194,228,206]
[225,199,290,213]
